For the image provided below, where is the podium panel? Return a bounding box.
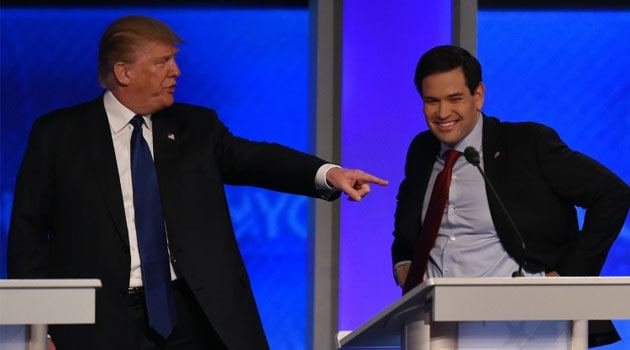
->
[459,321,569,349]
[337,277,630,350]
[0,279,101,350]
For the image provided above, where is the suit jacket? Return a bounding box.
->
[8,96,335,350]
[391,115,630,347]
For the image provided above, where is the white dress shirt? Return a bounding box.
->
[104,91,178,287]
[396,115,542,279]
[422,116,541,278]
[103,91,337,287]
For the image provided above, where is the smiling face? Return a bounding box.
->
[113,41,181,115]
[421,67,484,147]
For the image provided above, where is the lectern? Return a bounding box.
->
[0,279,101,350]
[337,277,630,350]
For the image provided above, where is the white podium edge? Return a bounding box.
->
[337,277,630,349]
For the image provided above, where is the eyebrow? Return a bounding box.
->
[155,48,180,61]
[154,54,174,62]
[423,92,464,100]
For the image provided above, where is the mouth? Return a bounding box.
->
[434,119,458,131]
[165,84,176,93]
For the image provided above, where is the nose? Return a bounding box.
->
[437,102,451,119]
[170,59,181,78]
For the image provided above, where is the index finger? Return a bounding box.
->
[358,172,388,186]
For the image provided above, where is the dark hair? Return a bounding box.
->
[97,15,184,88]
[414,45,482,97]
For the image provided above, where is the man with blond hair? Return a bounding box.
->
[8,15,387,349]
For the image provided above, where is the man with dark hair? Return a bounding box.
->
[391,45,630,347]
[8,15,387,350]
[413,45,482,98]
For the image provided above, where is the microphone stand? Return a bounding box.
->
[464,147,526,277]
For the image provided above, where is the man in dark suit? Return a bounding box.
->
[391,45,630,347]
[7,15,387,350]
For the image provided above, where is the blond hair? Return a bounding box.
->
[97,15,184,88]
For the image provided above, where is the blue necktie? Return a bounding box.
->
[129,115,176,338]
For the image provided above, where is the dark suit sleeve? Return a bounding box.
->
[391,177,415,266]
[534,126,630,276]
[391,133,435,269]
[205,109,336,199]
[8,118,54,278]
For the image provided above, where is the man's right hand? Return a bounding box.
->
[325,167,388,201]
[395,263,411,287]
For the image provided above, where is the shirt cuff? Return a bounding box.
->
[315,163,341,200]
[315,163,341,190]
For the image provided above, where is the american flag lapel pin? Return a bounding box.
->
[494,150,500,159]
[167,132,175,141]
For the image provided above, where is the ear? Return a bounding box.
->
[474,82,485,111]
[112,62,131,86]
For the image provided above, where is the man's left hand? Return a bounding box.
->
[326,168,388,201]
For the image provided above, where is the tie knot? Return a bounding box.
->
[443,149,461,170]
[130,115,144,129]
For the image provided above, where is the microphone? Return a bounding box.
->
[464,146,526,278]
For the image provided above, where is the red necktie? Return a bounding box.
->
[403,149,461,295]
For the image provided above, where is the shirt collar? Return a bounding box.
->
[439,113,483,157]
[103,90,153,134]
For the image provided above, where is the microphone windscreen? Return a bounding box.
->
[464,146,481,165]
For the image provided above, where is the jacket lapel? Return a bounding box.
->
[83,97,130,247]
[481,115,524,263]
[417,136,441,227]
[151,108,178,238]
[481,115,505,190]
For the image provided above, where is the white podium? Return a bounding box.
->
[337,277,630,350]
[0,279,101,350]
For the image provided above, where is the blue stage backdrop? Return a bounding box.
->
[477,9,630,349]
[0,8,308,350]
[339,0,453,331]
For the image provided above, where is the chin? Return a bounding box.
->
[430,131,455,146]
[159,96,175,109]
[437,135,460,148]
